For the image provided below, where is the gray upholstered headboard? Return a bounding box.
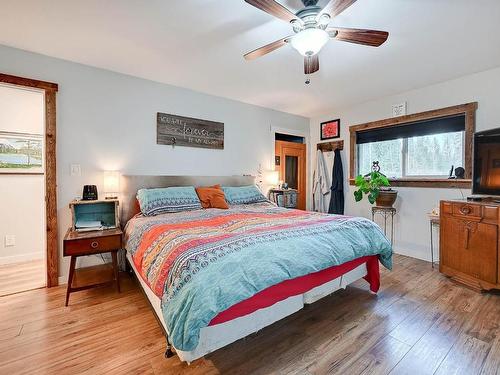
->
[120,175,256,225]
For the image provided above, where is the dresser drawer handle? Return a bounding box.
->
[460,206,471,215]
[90,241,99,249]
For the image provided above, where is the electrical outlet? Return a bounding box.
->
[70,164,81,176]
[392,102,407,117]
[5,235,15,247]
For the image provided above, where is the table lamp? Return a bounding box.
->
[266,170,280,188]
[103,170,120,199]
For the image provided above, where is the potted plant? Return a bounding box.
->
[353,163,398,207]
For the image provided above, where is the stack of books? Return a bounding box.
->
[75,220,103,232]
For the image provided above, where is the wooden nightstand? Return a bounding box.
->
[63,228,122,306]
[268,188,298,208]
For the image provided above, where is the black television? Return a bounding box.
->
[472,127,500,197]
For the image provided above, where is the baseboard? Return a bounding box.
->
[58,275,67,285]
[0,253,44,265]
[393,248,438,264]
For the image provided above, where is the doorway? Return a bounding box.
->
[275,133,307,210]
[0,83,46,295]
[0,73,58,295]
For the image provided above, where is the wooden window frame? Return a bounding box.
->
[0,73,59,287]
[349,102,477,188]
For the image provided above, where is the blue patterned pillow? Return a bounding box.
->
[137,187,202,216]
[222,185,268,205]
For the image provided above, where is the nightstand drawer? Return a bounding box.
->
[64,233,121,256]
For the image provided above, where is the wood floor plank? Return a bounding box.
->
[434,334,491,375]
[0,255,498,375]
[389,287,485,375]
[388,281,458,346]
[464,294,500,344]
[342,335,411,375]
[0,259,45,297]
[306,297,417,374]
[481,336,500,375]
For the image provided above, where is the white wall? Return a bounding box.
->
[310,66,500,261]
[0,45,309,282]
[0,84,45,265]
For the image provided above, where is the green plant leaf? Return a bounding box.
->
[354,169,392,204]
[354,175,365,186]
[367,193,376,204]
[354,189,363,202]
[380,175,390,186]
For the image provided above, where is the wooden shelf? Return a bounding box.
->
[72,264,115,289]
[317,140,344,152]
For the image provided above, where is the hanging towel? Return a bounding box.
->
[328,148,344,215]
[312,149,331,213]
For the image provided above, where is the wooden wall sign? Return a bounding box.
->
[157,112,224,149]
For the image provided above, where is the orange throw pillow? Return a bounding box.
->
[195,185,229,209]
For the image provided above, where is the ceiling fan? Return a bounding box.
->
[243,0,389,75]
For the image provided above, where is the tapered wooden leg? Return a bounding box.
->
[65,256,76,307]
[111,250,120,293]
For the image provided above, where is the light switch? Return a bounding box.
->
[70,164,81,176]
[5,235,15,247]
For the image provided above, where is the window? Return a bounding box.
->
[358,139,403,178]
[358,131,464,178]
[349,103,477,188]
[406,131,463,176]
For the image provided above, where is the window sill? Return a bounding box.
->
[348,178,472,189]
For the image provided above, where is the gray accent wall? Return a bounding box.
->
[0,45,309,281]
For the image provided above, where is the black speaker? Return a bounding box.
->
[82,185,98,200]
[454,167,465,179]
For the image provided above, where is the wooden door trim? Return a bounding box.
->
[0,73,59,287]
[275,140,307,210]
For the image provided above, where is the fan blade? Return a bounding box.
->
[328,27,389,47]
[244,36,292,60]
[304,55,319,74]
[319,0,357,19]
[244,0,298,23]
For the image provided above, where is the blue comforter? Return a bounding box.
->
[125,203,392,351]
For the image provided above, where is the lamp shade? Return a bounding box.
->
[290,28,329,57]
[266,170,280,186]
[103,170,120,195]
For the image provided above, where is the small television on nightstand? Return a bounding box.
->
[471,127,500,201]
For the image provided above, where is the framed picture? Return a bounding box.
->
[320,119,340,140]
[0,131,44,174]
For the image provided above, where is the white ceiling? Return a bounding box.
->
[1,0,500,117]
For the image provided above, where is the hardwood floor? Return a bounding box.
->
[0,259,45,297]
[0,255,499,374]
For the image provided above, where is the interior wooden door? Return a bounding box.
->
[275,140,307,210]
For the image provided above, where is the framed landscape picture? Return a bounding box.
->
[0,131,44,174]
[320,119,340,140]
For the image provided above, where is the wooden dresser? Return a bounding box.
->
[440,199,500,291]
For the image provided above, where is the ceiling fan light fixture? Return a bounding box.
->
[290,28,329,57]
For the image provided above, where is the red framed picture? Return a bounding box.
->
[320,119,340,140]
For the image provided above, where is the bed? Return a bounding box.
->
[121,175,392,363]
